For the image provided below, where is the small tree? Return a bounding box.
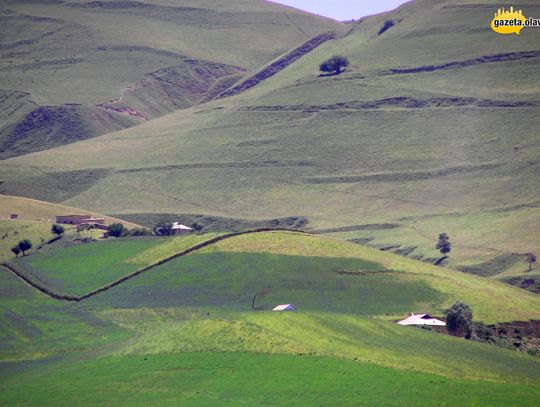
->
[526,253,537,272]
[51,224,65,237]
[319,55,349,75]
[107,223,126,238]
[436,233,452,258]
[11,245,21,258]
[17,239,33,256]
[444,301,473,338]
[252,287,270,310]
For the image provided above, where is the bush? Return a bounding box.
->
[125,228,152,237]
[107,223,126,238]
[319,55,349,75]
[378,20,395,35]
[51,224,65,237]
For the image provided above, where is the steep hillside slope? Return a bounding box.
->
[1,0,539,271]
[0,0,342,158]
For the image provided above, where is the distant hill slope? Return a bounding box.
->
[1,0,539,272]
[0,0,343,158]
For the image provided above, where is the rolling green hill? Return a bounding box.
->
[1,0,538,275]
[0,0,342,158]
[1,231,540,405]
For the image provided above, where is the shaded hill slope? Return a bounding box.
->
[1,0,539,272]
[0,0,342,158]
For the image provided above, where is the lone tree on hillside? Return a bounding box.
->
[319,55,349,75]
[436,233,452,258]
[11,245,20,258]
[51,224,65,237]
[444,301,473,338]
[526,253,537,272]
[17,239,33,256]
[251,287,270,310]
[107,223,126,238]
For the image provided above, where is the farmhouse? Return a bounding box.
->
[56,214,105,226]
[397,313,446,328]
[171,222,193,235]
[272,304,298,311]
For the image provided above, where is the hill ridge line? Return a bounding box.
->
[1,228,308,302]
[214,31,339,100]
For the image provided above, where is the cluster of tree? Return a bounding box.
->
[444,301,473,339]
[319,55,349,75]
[436,233,452,257]
[107,223,151,238]
[11,239,32,257]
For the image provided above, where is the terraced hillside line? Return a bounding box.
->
[381,50,540,75]
[1,228,308,302]
[216,32,338,99]
[241,97,538,112]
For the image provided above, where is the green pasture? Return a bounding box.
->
[2,352,539,407]
[14,234,216,295]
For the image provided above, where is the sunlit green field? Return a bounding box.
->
[2,353,540,407]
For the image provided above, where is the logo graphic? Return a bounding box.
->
[491,6,540,35]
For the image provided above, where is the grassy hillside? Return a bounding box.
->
[10,231,540,322]
[1,0,538,275]
[0,0,342,157]
[0,194,141,226]
[1,231,540,405]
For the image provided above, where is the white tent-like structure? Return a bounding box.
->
[397,313,446,326]
[171,222,193,235]
[272,304,298,311]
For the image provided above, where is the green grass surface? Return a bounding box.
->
[84,251,440,315]
[101,308,540,384]
[0,268,126,362]
[2,1,540,404]
[2,352,539,407]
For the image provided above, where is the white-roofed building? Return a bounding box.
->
[171,222,193,235]
[397,313,446,327]
[272,304,298,311]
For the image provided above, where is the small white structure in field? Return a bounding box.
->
[272,304,298,311]
[171,222,193,235]
[397,313,446,327]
